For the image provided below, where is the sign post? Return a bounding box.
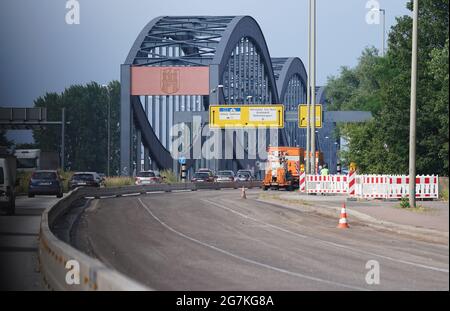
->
[179,157,187,182]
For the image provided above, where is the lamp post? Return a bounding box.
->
[310,0,317,175]
[379,9,386,56]
[409,0,419,208]
[246,95,253,104]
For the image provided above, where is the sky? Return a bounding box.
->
[0,0,410,143]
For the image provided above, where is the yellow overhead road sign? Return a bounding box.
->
[298,104,322,128]
[209,105,284,128]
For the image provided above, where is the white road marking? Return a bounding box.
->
[137,197,369,291]
[204,198,449,274]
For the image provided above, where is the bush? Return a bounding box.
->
[399,197,410,209]
[15,171,32,194]
[58,170,74,193]
[439,177,449,201]
[159,169,179,184]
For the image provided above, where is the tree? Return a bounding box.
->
[0,130,12,148]
[33,81,121,174]
[326,0,449,176]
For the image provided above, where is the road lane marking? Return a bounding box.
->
[204,199,449,274]
[137,197,368,291]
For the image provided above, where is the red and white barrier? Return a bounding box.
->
[386,175,439,199]
[304,174,439,199]
[306,175,348,194]
[299,171,306,192]
[348,171,356,198]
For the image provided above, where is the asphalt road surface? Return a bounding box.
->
[0,195,62,290]
[73,189,449,291]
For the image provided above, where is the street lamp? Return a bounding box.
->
[211,85,224,105]
[102,84,111,177]
[379,8,386,56]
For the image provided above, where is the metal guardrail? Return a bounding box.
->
[39,181,261,290]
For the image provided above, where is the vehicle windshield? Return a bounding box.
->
[72,174,94,181]
[137,171,155,177]
[238,172,250,177]
[194,172,209,178]
[218,171,233,176]
[0,167,4,184]
[32,172,57,180]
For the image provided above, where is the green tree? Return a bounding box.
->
[0,130,12,148]
[33,81,121,174]
[327,0,449,176]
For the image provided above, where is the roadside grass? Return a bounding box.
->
[159,169,179,184]
[396,197,430,213]
[258,192,312,206]
[439,177,448,201]
[104,176,134,188]
[15,171,32,194]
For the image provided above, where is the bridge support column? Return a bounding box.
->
[136,129,142,173]
[120,64,132,176]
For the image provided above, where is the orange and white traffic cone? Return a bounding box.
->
[337,203,349,229]
[241,186,247,199]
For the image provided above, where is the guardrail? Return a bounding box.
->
[39,181,261,290]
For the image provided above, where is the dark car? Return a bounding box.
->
[69,172,102,190]
[28,170,63,198]
[191,172,215,183]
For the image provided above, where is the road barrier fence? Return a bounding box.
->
[303,174,438,199]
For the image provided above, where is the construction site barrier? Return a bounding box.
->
[303,174,438,199]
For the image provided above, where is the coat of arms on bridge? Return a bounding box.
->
[160,68,180,94]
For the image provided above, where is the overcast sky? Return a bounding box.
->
[0,0,410,142]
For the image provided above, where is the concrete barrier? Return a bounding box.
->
[39,188,150,290]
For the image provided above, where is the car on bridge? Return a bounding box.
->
[135,170,161,185]
[236,171,253,182]
[216,170,236,182]
[191,171,215,183]
[69,172,103,190]
[28,170,63,198]
[236,170,255,181]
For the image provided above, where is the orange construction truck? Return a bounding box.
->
[263,147,304,191]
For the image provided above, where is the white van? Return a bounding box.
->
[0,154,17,215]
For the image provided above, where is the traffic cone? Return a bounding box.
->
[337,203,349,229]
[241,186,247,199]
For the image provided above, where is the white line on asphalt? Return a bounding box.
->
[137,197,369,291]
[204,199,449,274]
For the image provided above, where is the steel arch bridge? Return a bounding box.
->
[120,15,337,177]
